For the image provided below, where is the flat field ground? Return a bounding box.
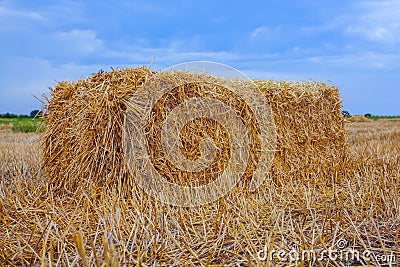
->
[0,120,399,266]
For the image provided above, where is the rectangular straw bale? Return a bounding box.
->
[256,80,346,188]
[42,68,346,194]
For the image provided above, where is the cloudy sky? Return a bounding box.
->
[0,0,399,115]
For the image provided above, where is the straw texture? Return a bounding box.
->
[43,67,152,192]
[2,68,398,266]
[42,68,346,195]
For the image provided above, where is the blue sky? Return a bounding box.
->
[0,0,399,115]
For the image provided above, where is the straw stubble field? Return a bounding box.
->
[0,68,400,266]
[1,119,399,266]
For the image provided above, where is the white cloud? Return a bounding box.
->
[0,5,44,20]
[310,52,400,70]
[100,35,243,68]
[250,25,282,40]
[57,29,103,54]
[298,1,400,46]
[0,56,108,113]
[251,26,269,39]
[344,0,400,45]
[0,4,46,32]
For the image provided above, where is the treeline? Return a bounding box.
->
[0,110,43,118]
[342,110,400,119]
[0,113,30,118]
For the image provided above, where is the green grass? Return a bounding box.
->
[0,117,41,124]
[0,118,44,133]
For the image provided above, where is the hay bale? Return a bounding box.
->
[42,67,152,192]
[42,68,346,195]
[122,71,276,206]
[346,115,373,122]
[256,80,347,188]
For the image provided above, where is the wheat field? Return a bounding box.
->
[0,120,399,266]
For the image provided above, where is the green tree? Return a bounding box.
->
[30,110,41,118]
[341,110,351,118]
